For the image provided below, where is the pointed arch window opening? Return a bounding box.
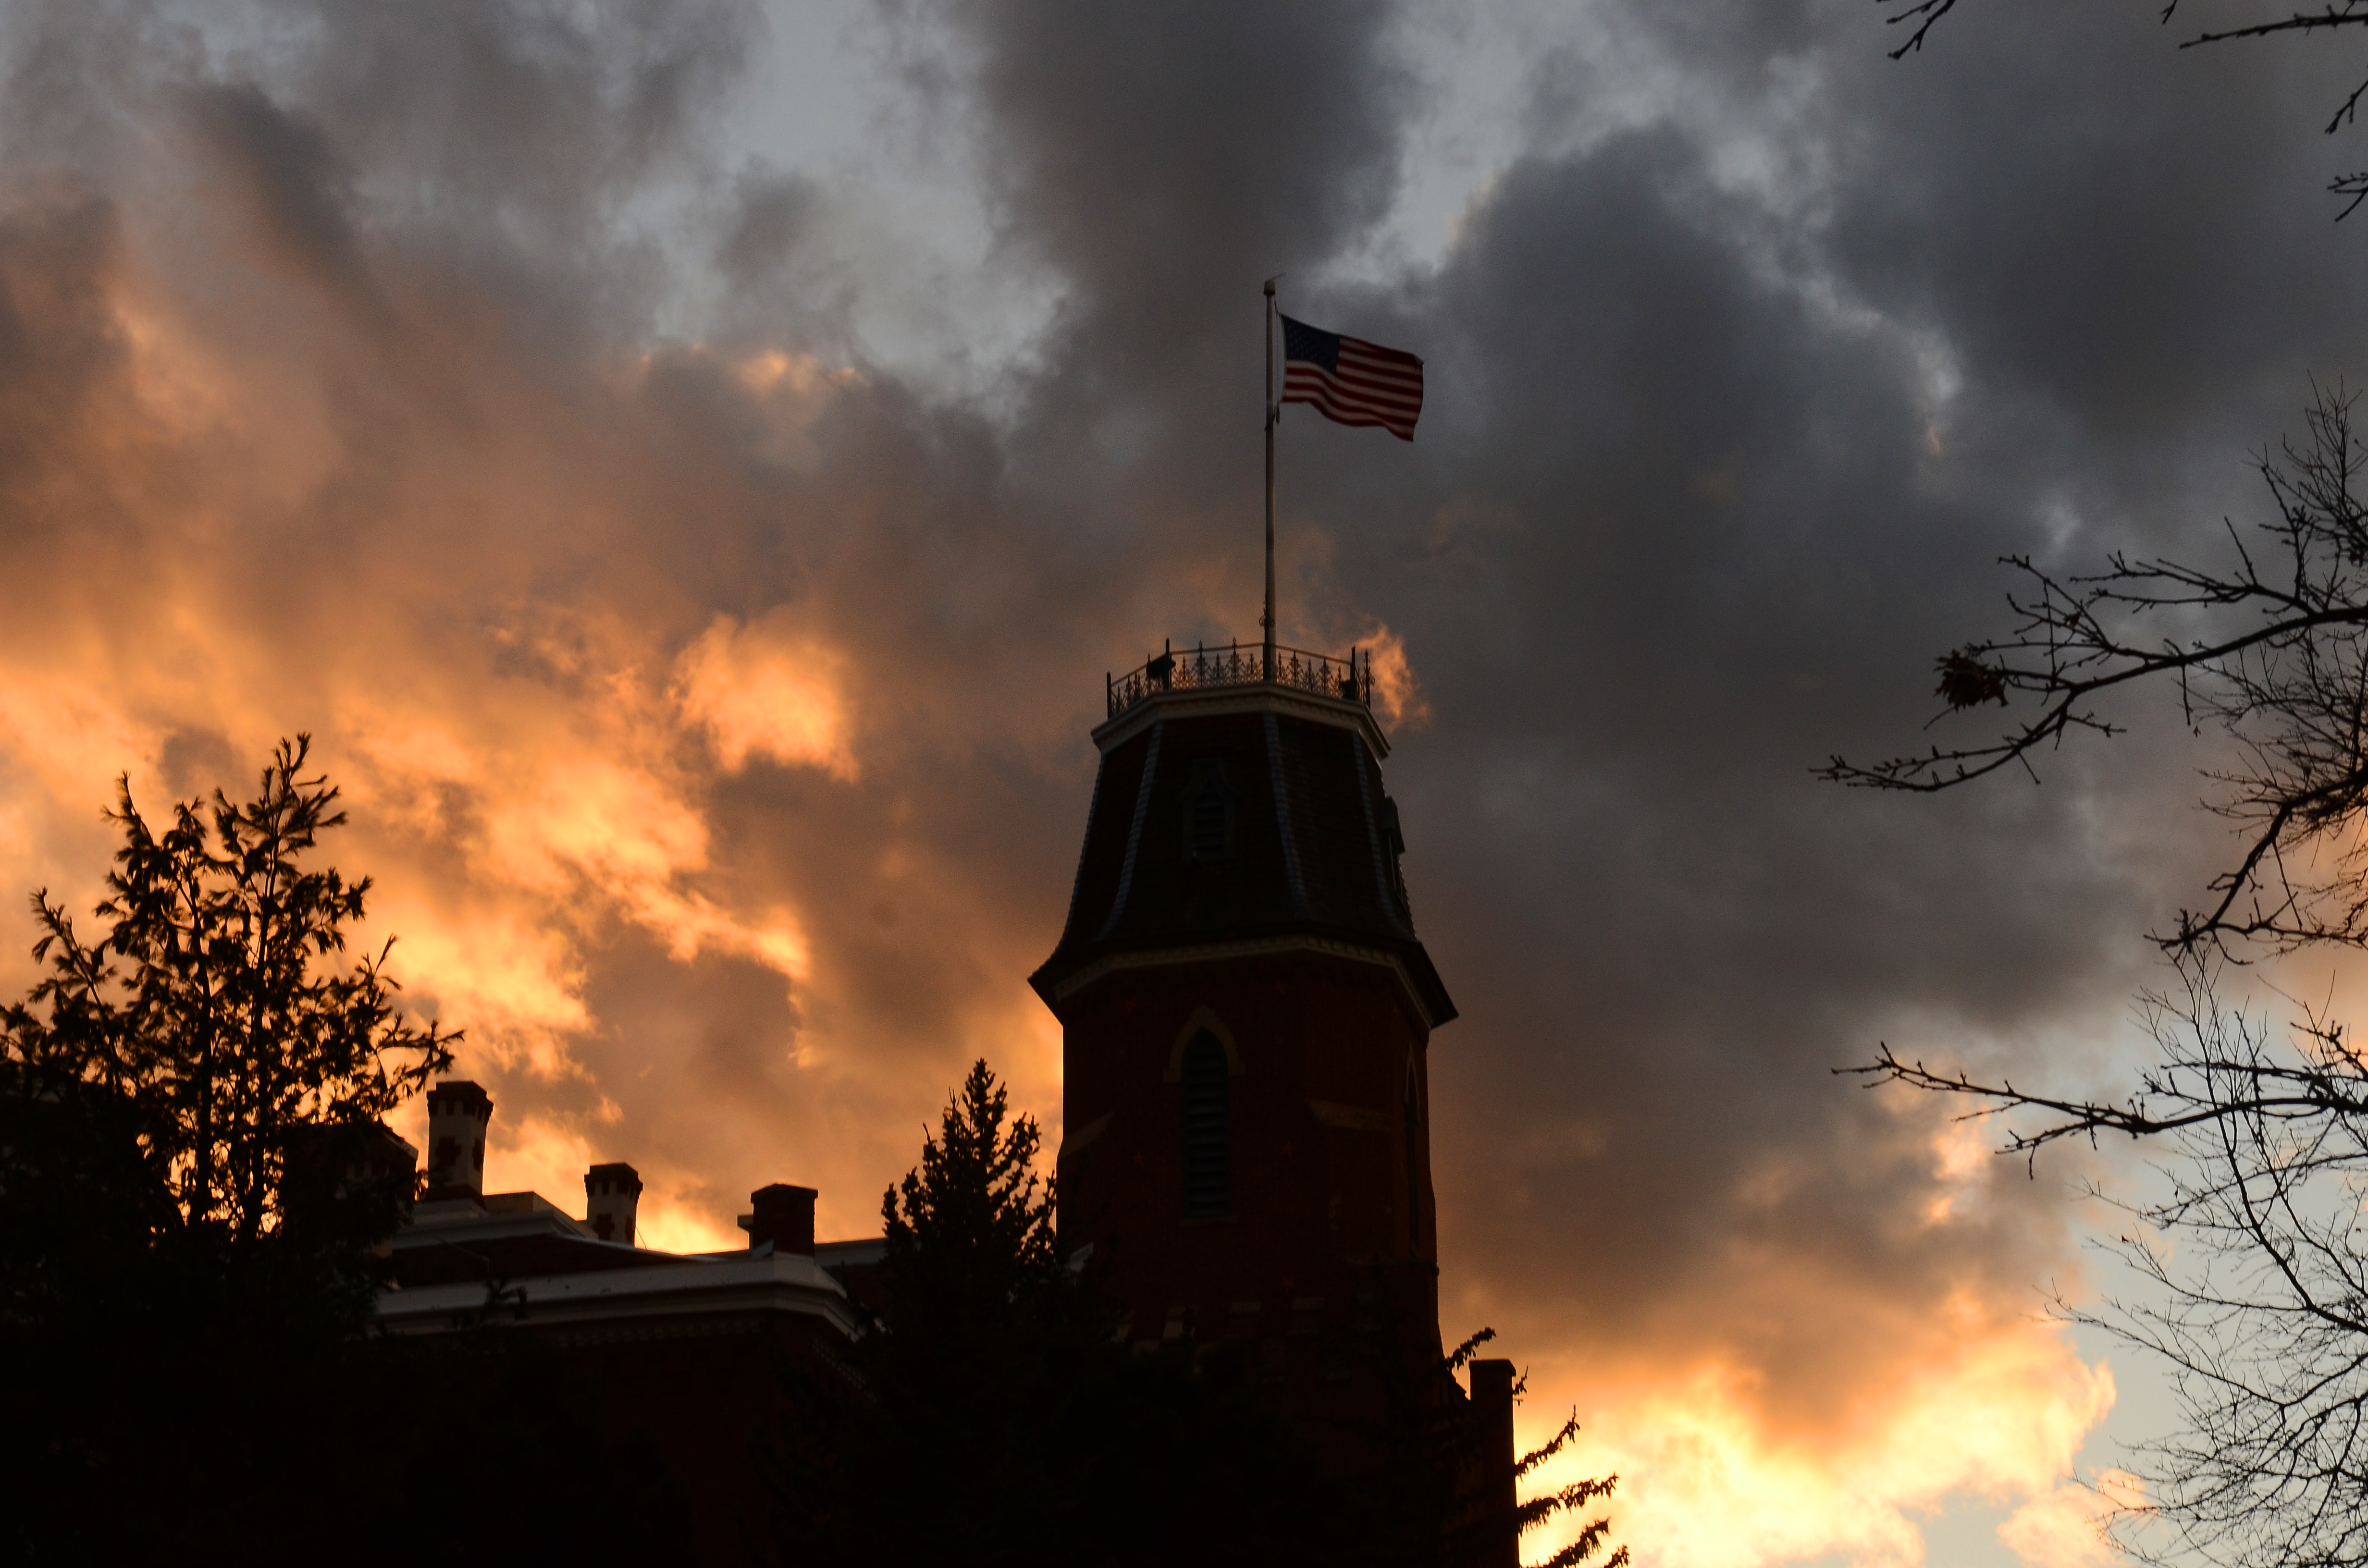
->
[1181,1029,1231,1219]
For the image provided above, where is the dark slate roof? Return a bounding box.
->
[1030,687,1455,1025]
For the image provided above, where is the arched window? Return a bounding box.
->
[1181,1029,1231,1218]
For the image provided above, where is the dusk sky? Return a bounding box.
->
[6,1,2367,1562]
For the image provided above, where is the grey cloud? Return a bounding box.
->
[715,166,822,291]
[186,82,382,323]
[0,192,126,505]
[907,0,2338,1416]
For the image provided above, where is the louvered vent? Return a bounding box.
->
[1188,790,1228,860]
[1181,1030,1230,1219]
[1182,758,1235,862]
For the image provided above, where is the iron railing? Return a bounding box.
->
[1108,639,1370,720]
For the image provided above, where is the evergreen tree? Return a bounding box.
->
[873,1058,1105,1392]
[778,1059,1322,1567]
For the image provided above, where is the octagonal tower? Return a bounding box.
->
[1032,640,1456,1442]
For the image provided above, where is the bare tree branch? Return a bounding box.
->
[1879,1,2368,151]
[1825,385,2368,960]
[1877,0,1961,59]
[1850,964,2368,1564]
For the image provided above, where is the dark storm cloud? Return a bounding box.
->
[923,0,1415,512]
[1261,121,2158,1404]
[1277,4,2368,1391]
[186,83,383,323]
[715,167,821,292]
[962,0,1407,298]
[919,0,2368,1516]
[1817,2,2368,444]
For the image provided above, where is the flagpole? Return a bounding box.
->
[1263,276,1278,682]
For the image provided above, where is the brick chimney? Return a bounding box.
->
[1468,1358,1519,1568]
[740,1183,816,1255]
[423,1080,493,1201]
[584,1162,643,1245]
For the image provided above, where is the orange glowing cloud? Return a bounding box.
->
[673,612,860,780]
[0,193,1019,1219]
[1998,1471,2144,1568]
[1358,623,1429,731]
[1461,1089,2125,1568]
[1518,1309,2116,1568]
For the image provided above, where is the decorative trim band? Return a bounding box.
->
[1098,720,1162,941]
[1092,683,1390,760]
[1266,711,1312,921]
[1048,934,1440,1029]
[1060,1111,1114,1159]
[1307,1098,1396,1133]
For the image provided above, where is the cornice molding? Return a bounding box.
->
[373,1253,863,1340]
[1048,933,1442,1029]
[1091,683,1390,759]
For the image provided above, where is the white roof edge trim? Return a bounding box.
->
[1049,934,1438,1030]
[1090,684,1390,759]
[373,1256,860,1337]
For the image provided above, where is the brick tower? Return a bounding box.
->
[1031,640,1456,1449]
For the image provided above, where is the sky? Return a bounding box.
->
[3,0,2366,1563]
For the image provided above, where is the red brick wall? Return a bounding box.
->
[1054,944,1445,1467]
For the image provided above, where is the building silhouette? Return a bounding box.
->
[372,638,1516,1563]
[1032,642,1489,1463]
[374,1085,871,1565]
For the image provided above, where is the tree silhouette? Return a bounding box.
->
[774,1060,1621,1566]
[1826,388,2368,1561]
[1848,966,2368,1565]
[873,1057,1102,1372]
[0,739,693,1564]
[3,734,453,1260]
[1449,1339,1628,1568]
[1340,1309,1627,1568]
[774,1059,1320,1567]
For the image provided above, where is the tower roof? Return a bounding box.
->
[1031,642,1455,1027]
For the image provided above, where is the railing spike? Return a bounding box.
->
[1105,637,1376,718]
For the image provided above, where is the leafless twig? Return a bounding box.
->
[1852,965,2368,1565]
[1825,385,2368,962]
[1879,0,2368,144]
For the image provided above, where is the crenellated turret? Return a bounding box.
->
[423,1079,493,1202]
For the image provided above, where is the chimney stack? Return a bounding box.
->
[1468,1358,1520,1568]
[423,1080,493,1201]
[584,1162,643,1245]
[741,1183,816,1255]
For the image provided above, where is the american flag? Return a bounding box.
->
[1280,314,1423,441]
